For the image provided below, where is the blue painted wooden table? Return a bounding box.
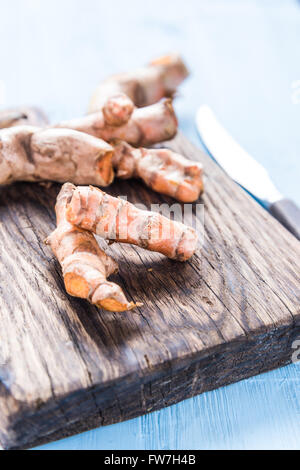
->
[1,0,299,450]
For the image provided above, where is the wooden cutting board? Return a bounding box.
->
[0,133,299,450]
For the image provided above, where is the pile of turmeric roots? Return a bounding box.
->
[0,54,203,312]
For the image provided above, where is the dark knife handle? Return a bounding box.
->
[270,199,300,240]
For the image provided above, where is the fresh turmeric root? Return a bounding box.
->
[0,107,48,129]
[46,183,137,312]
[0,124,203,203]
[55,98,178,147]
[66,185,198,261]
[0,126,114,187]
[101,93,135,127]
[88,53,189,113]
[112,141,204,203]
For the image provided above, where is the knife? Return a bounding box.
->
[196,105,300,240]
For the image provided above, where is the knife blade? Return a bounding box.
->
[196,105,300,240]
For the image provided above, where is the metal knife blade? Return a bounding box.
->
[196,105,300,240]
[196,105,282,206]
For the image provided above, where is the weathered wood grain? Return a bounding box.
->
[0,133,299,450]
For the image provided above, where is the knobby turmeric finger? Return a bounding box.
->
[46,183,137,312]
[0,126,114,187]
[102,93,135,126]
[55,98,178,147]
[66,185,198,261]
[0,124,204,203]
[112,141,204,203]
[88,53,189,113]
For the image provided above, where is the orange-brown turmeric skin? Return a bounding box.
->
[102,94,134,126]
[0,124,203,204]
[55,99,178,147]
[112,141,204,203]
[46,183,137,312]
[66,185,198,262]
[89,53,189,113]
[0,126,115,187]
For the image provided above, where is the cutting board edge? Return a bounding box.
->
[1,319,299,450]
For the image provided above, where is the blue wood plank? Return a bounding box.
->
[0,0,299,450]
[36,365,300,450]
